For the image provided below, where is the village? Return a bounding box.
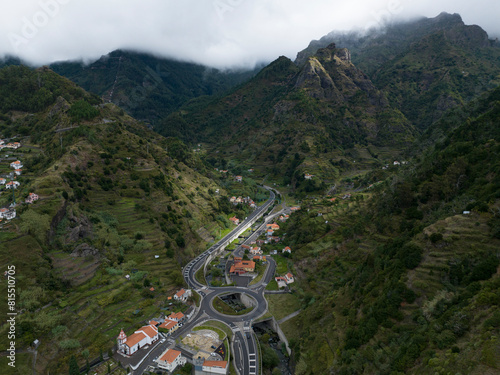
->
[0,139,40,225]
[109,191,303,374]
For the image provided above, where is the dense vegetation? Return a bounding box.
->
[159,47,414,190]
[275,86,500,374]
[51,50,260,125]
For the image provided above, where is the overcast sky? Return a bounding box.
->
[1,0,499,69]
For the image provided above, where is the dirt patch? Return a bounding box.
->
[182,329,221,359]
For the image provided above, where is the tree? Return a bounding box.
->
[19,209,51,244]
[68,355,79,375]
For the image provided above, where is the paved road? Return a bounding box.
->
[134,186,284,375]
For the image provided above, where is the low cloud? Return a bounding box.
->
[0,0,498,69]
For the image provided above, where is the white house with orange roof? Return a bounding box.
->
[14,169,22,176]
[168,312,185,322]
[235,175,242,182]
[10,161,23,169]
[0,208,16,220]
[174,288,191,302]
[285,273,295,284]
[157,348,186,372]
[116,324,159,356]
[0,178,6,185]
[158,319,179,336]
[5,181,20,189]
[282,246,291,254]
[304,173,313,180]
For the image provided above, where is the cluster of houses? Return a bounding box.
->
[9,160,23,176]
[229,196,256,208]
[0,155,39,222]
[0,140,21,150]
[275,272,295,288]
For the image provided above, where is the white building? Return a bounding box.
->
[157,349,186,372]
[202,360,229,374]
[174,289,192,302]
[10,161,23,169]
[117,324,159,356]
[5,181,20,189]
[0,208,16,220]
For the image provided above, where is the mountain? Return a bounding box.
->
[0,55,22,69]
[275,85,500,375]
[50,50,259,125]
[0,65,261,374]
[296,12,500,130]
[160,44,415,192]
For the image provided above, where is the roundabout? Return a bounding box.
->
[175,186,284,375]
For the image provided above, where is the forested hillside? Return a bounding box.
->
[159,44,414,192]
[275,86,500,374]
[51,50,259,124]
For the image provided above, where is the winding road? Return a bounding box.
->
[135,186,285,375]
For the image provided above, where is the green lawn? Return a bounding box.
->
[265,293,302,321]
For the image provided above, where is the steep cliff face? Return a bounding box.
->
[295,12,500,130]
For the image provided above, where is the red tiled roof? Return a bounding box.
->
[175,289,185,297]
[160,320,177,330]
[160,349,181,364]
[170,312,184,320]
[139,325,158,338]
[124,332,146,348]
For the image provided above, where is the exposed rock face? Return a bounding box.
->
[71,243,99,258]
[66,213,93,244]
[48,96,70,118]
[295,45,384,106]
